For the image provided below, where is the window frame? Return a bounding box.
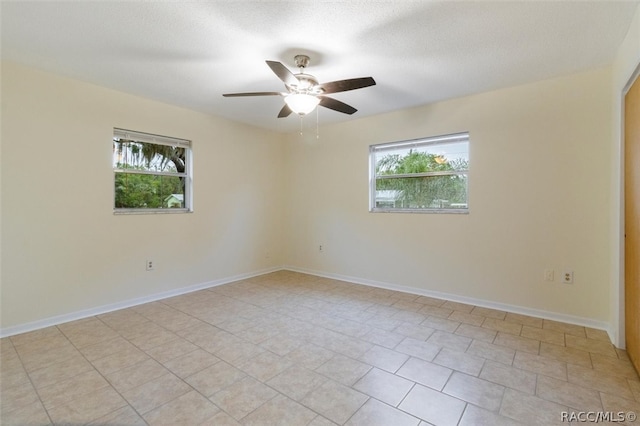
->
[113,128,193,215]
[369,132,469,214]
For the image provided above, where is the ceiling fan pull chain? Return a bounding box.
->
[316,107,320,139]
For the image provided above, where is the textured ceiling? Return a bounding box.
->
[1,1,638,133]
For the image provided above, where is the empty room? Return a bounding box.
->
[2,1,640,425]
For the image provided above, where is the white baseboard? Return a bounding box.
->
[2,265,616,347]
[0,266,281,338]
[284,265,614,342]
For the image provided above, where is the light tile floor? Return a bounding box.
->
[2,271,639,425]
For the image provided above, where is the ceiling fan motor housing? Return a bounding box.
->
[290,55,321,93]
[291,74,320,93]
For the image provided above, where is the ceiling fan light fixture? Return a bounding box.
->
[284,93,320,115]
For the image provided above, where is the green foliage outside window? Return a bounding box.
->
[375,150,468,210]
[114,172,184,208]
[113,136,189,210]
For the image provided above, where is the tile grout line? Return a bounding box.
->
[57,320,151,425]
[9,334,56,425]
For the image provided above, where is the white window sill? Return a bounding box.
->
[370,208,469,214]
[114,209,193,215]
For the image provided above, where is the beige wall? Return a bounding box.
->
[284,67,613,325]
[0,56,626,335]
[611,5,640,347]
[1,62,286,331]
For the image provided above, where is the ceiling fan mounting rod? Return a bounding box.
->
[294,54,310,70]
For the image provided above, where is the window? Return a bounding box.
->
[113,128,192,213]
[370,132,469,213]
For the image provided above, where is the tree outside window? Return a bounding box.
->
[113,129,191,213]
[370,133,469,213]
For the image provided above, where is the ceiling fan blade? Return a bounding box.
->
[318,77,376,94]
[318,96,357,115]
[222,92,283,97]
[278,104,293,118]
[266,60,299,87]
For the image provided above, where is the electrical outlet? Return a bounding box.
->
[146,260,154,271]
[319,244,324,252]
[562,270,573,284]
[544,269,554,282]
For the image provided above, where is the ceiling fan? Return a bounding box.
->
[223,55,376,118]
